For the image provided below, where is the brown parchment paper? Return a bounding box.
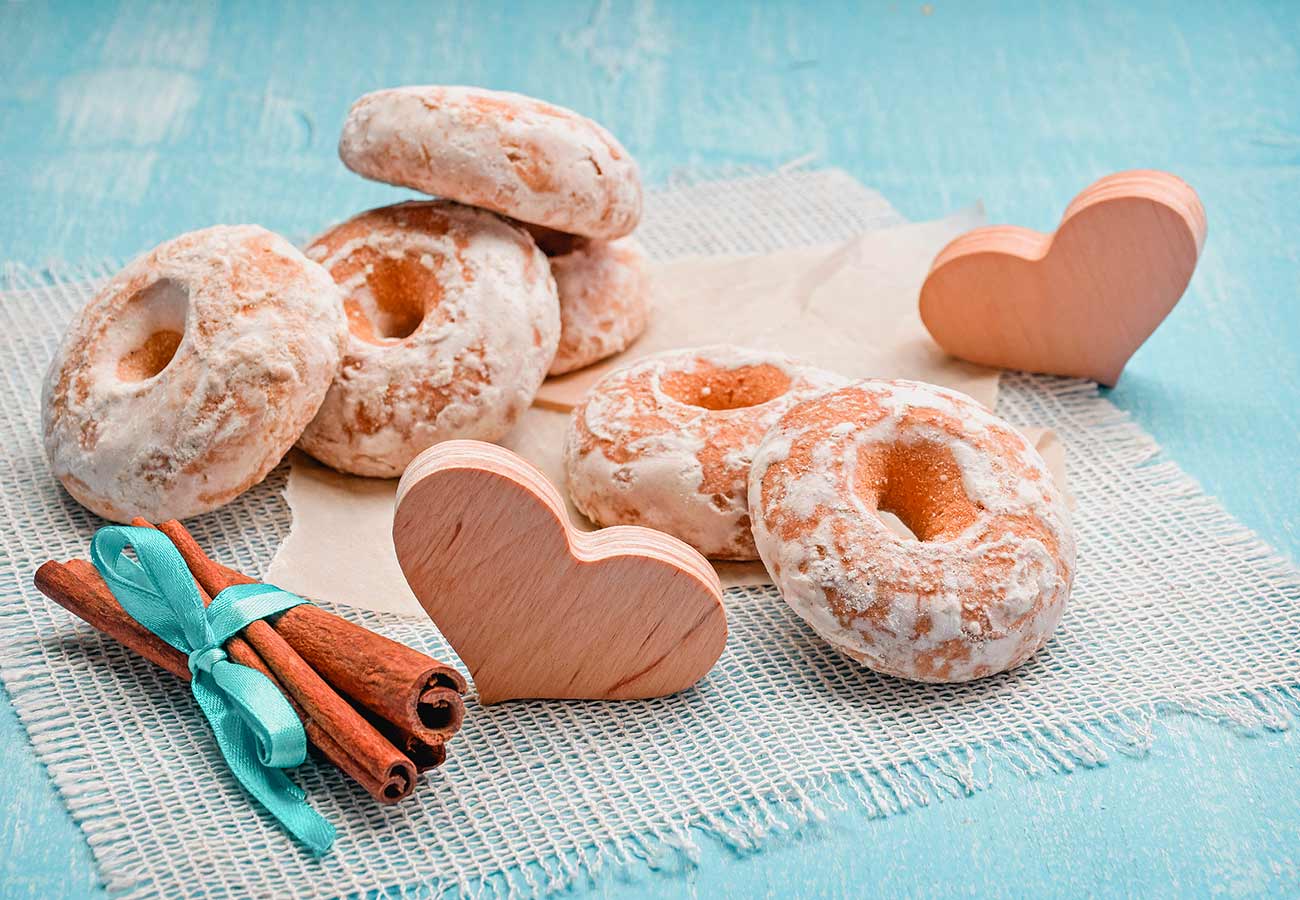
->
[536,208,997,410]
[265,211,1066,616]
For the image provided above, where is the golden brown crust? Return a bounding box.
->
[297,201,560,477]
[750,379,1076,683]
[522,225,650,376]
[339,86,642,240]
[42,225,347,522]
[564,346,847,560]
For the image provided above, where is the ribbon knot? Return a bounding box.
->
[91,525,335,854]
[187,644,228,677]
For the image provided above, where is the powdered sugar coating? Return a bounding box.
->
[340,86,642,240]
[565,345,847,560]
[297,201,560,477]
[750,379,1075,682]
[526,226,651,375]
[42,225,347,522]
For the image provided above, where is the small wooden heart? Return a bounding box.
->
[919,170,1206,385]
[393,440,727,703]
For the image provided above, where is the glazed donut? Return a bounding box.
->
[42,225,346,523]
[749,379,1075,683]
[339,85,642,240]
[564,345,846,560]
[526,225,651,375]
[297,200,560,477]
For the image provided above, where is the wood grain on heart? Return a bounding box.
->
[393,440,727,704]
[919,170,1206,385]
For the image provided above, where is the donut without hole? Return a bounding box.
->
[526,225,651,376]
[297,200,560,477]
[339,85,642,240]
[564,345,847,560]
[42,225,347,522]
[749,379,1075,683]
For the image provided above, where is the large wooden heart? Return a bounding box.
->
[393,440,727,704]
[919,170,1206,385]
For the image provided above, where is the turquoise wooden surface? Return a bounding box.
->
[2,1,1298,896]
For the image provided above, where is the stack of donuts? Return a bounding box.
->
[42,85,1076,685]
[43,85,651,506]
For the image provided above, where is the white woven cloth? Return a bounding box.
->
[2,170,1298,899]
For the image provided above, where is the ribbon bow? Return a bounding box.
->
[91,525,335,854]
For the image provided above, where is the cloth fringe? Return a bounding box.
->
[5,374,1297,900]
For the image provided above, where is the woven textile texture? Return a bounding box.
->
[2,171,1298,899]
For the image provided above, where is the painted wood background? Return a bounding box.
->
[2,0,1298,896]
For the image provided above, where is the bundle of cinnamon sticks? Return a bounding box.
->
[33,518,466,804]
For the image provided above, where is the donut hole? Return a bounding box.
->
[343,251,441,344]
[861,441,980,542]
[661,362,792,411]
[115,278,188,383]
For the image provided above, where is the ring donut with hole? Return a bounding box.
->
[42,225,347,522]
[339,85,642,241]
[525,225,651,375]
[749,379,1075,683]
[296,200,560,477]
[564,345,847,560]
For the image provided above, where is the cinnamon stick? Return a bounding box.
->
[153,520,467,749]
[360,708,447,772]
[35,559,189,679]
[35,557,417,804]
[35,559,352,785]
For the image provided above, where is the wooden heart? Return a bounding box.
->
[393,440,727,704]
[919,170,1206,385]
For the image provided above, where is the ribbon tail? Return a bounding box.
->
[193,677,336,855]
[213,660,308,768]
[236,756,337,856]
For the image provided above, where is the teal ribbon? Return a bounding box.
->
[90,525,336,854]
